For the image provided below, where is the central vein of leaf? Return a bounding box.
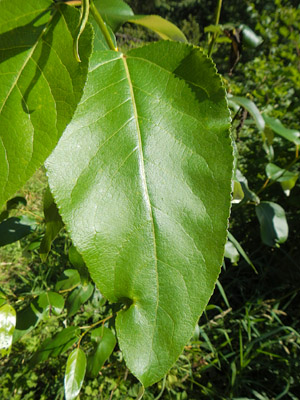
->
[121,55,159,308]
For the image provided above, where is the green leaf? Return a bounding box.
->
[66,283,94,317]
[40,187,64,261]
[94,0,134,31]
[232,180,244,204]
[69,245,90,284]
[0,216,37,247]
[93,0,187,41]
[224,241,240,264]
[30,326,80,367]
[239,24,263,48]
[55,269,81,292]
[37,291,64,315]
[87,326,116,378]
[0,0,93,209]
[266,163,299,196]
[64,348,87,400]
[255,201,288,247]
[228,95,265,132]
[235,169,260,204]
[0,304,16,357]
[127,15,187,42]
[46,41,232,386]
[263,114,300,145]
[13,291,64,342]
[266,163,297,182]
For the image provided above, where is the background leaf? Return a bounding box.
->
[0,216,37,247]
[255,201,289,247]
[46,41,232,386]
[30,327,80,367]
[228,95,265,131]
[64,348,86,400]
[0,0,93,209]
[93,0,186,41]
[66,283,94,317]
[39,187,64,261]
[263,114,300,145]
[87,326,116,378]
[0,304,16,357]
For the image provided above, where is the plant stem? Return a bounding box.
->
[89,0,117,51]
[208,0,223,58]
[77,314,113,347]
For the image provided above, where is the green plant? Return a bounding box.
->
[0,0,233,398]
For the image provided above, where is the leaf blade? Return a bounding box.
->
[47,41,232,386]
[64,348,86,400]
[0,304,16,357]
[0,1,93,209]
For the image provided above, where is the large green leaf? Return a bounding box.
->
[0,0,93,209]
[46,41,232,386]
[0,304,16,357]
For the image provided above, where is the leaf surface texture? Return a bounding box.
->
[46,41,232,386]
[0,0,92,208]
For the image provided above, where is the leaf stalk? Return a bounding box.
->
[208,0,223,58]
[89,0,117,51]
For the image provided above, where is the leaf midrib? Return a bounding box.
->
[121,54,159,341]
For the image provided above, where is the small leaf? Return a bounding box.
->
[87,326,116,377]
[55,269,81,292]
[255,201,288,247]
[93,0,134,31]
[280,175,299,197]
[232,180,244,204]
[13,292,63,342]
[69,245,90,284]
[128,15,187,42]
[93,0,186,41]
[224,241,239,263]
[239,24,263,48]
[263,114,300,145]
[39,187,64,262]
[0,216,36,247]
[235,169,260,204]
[30,326,80,367]
[266,163,298,182]
[266,163,299,196]
[66,283,94,317]
[0,304,16,357]
[228,95,265,131]
[64,348,87,400]
[37,291,65,316]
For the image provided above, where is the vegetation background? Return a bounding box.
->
[1,0,300,398]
